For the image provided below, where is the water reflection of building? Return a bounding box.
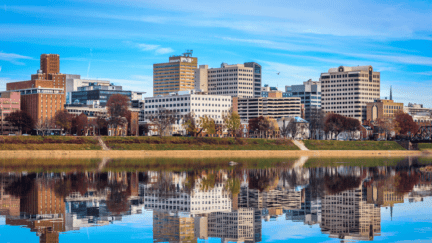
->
[367,184,404,207]
[286,186,322,225]
[7,177,66,243]
[208,208,262,243]
[321,185,381,241]
[3,172,143,243]
[0,175,20,217]
[144,171,232,215]
[153,211,196,243]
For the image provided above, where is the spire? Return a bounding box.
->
[390,206,393,221]
[390,86,393,100]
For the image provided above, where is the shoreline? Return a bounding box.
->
[0,150,428,159]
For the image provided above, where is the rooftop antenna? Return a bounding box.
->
[183,50,193,57]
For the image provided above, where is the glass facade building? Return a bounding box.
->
[284,79,321,121]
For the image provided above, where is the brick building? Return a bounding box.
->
[6,54,66,125]
[0,91,21,135]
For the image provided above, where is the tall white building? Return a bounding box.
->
[194,62,261,98]
[320,65,380,121]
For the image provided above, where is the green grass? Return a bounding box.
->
[303,140,405,150]
[102,157,299,172]
[418,143,432,151]
[102,137,299,150]
[0,158,100,172]
[304,157,413,168]
[0,136,101,150]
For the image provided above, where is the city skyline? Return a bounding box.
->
[1,0,431,107]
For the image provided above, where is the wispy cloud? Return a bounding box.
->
[128,42,174,55]
[0,52,33,65]
[417,71,432,76]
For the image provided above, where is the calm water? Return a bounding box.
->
[1,157,432,242]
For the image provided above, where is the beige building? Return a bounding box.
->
[237,97,301,120]
[321,187,381,241]
[320,65,380,121]
[404,103,431,116]
[366,99,403,121]
[195,62,261,98]
[208,209,261,243]
[153,51,197,96]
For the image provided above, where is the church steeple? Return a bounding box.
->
[390,86,393,100]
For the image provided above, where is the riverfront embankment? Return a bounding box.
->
[0,136,430,159]
[0,149,426,159]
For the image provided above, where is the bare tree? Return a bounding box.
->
[280,118,290,138]
[45,118,55,135]
[107,94,129,135]
[309,108,325,140]
[35,119,46,136]
[149,107,177,136]
[286,118,299,139]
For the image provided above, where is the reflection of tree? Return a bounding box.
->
[201,173,216,191]
[324,174,363,195]
[54,174,88,197]
[139,172,149,184]
[394,171,420,195]
[107,183,129,215]
[184,171,196,193]
[5,174,36,198]
[226,178,241,195]
[248,169,279,192]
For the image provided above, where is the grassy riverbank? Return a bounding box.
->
[418,143,432,151]
[303,140,405,150]
[0,158,100,172]
[0,136,101,150]
[102,137,300,150]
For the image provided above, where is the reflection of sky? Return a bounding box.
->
[1,199,432,242]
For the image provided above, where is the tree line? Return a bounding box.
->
[3,94,139,136]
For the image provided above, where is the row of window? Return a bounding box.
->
[209,69,252,73]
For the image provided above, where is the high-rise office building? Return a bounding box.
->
[320,65,380,121]
[285,79,321,121]
[195,62,261,98]
[153,51,197,96]
[244,62,262,97]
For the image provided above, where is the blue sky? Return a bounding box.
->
[1,0,431,106]
[2,198,432,242]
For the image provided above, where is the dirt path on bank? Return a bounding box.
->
[0,150,427,159]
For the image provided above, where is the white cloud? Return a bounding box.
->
[137,43,159,51]
[129,42,174,55]
[155,47,174,54]
[0,52,33,65]
[417,71,432,76]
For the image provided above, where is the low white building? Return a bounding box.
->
[143,90,232,135]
